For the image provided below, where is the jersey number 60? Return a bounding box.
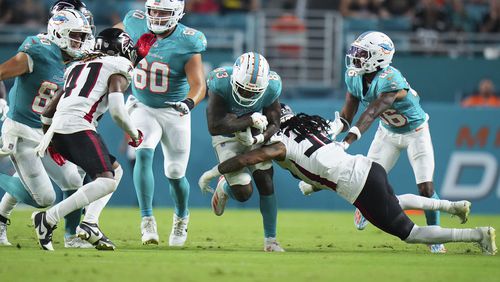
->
[134,60,170,93]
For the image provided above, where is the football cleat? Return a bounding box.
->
[32,211,56,251]
[264,237,285,252]
[141,216,159,245]
[478,227,497,255]
[169,213,189,247]
[0,219,12,246]
[428,244,447,254]
[354,208,369,230]
[64,234,94,248]
[76,221,115,250]
[211,176,228,216]
[449,200,471,224]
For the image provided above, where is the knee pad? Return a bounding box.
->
[165,163,184,179]
[225,171,252,187]
[100,178,118,194]
[36,190,56,208]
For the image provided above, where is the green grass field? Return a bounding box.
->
[0,208,499,282]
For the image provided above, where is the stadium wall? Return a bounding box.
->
[7,99,492,213]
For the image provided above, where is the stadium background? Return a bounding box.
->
[0,0,498,213]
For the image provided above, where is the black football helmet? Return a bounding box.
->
[280,103,294,123]
[94,28,137,63]
[51,0,94,34]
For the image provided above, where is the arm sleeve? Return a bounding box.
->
[108,92,138,139]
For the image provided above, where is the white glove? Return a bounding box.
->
[235,127,264,146]
[0,98,9,122]
[337,141,350,151]
[250,112,268,131]
[327,111,344,140]
[165,98,194,116]
[198,165,222,194]
[298,181,316,196]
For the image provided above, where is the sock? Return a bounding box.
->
[222,181,236,200]
[405,225,482,244]
[424,192,441,226]
[134,148,155,217]
[0,174,42,208]
[45,178,116,226]
[259,194,277,238]
[83,166,122,224]
[0,193,17,219]
[397,194,452,212]
[62,190,82,237]
[168,177,190,218]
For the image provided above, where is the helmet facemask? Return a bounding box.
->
[230,78,268,107]
[345,45,372,75]
[145,0,185,34]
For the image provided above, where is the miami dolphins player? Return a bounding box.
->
[0,9,91,248]
[205,52,284,252]
[114,0,207,246]
[329,31,447,253]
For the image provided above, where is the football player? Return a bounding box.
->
[113,0,207,246]
[329,31,446,253]
[205,52,284,252]
[0,9,92,248]
[199,104,497,255]
[32,28,144,251]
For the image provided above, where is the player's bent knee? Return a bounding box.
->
[165,163,185,179]
[35,191,56,208]
[231,185,253,202]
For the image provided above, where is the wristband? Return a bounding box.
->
[348,126,361,140]
[41,115,53,125]
[182,98,195,110]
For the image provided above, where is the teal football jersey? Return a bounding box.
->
[345,66,427,133]
[123,10,207,108]
[7,34,65,128]
[207,67,282,117]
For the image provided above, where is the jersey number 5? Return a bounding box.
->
[134,60,170,93]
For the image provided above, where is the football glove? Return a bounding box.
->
[165,98,194,116]
[327,111,344,140]
[298,181,315,196]
[128,129,144,147]
[235,127,264,146]
[48,146,66,166]
[250,112,268,131]
[198,165,221,194]
[135,33,157,64]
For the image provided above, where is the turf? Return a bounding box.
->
[0,208,499,282]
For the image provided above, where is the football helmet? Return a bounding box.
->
[50,0,94,34]
[145,0,185,34]
[94,28,137,63]
[230,52,270,107]
[279,103,294,123]
[47,9,92,58]
[345,31,395,75]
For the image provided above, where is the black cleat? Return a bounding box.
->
[31,211,56,251]
[76,221,115,251]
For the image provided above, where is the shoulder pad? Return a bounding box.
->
[179,25,207,53]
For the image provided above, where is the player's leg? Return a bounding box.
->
[159,108,192,247]
[406,124,444,252]
[0,192,16,246]
[354,125,401,230]
[42,155,92,248]
[130,104,162,245]
[354,163,497,255]
[35,131,117,251]
[252,165,284,252]
[396,194,471,224]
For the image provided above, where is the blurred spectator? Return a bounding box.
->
[340,0,382,18]
[448,0,476,32]
[220,0,259,13]
[413,0,449,32]
[479,0,500,32]
[10,0,47,27]
[462,79,500,107]
[379,0,416,18]
[0,0,14,24]
[185,0,220,14]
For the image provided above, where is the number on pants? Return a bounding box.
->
[32,81,58,113]
[134,60,170,93]
[380,109,408,127]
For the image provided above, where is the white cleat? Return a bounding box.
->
[141,216,159,245]
[478,227,497,255]
[211,176,228,216]
[264,237,285,252]
[0,220,12,246]
[449,200,471,224]
[64,234,94,248]
[428,244,447,254]
[169,214,189,247]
